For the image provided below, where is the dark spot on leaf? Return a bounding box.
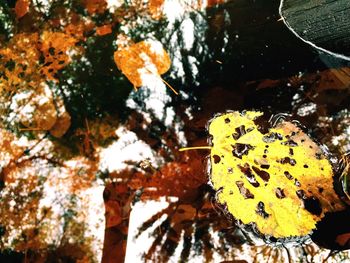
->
[304,197,322,216]
[231,143,254,159]
[304,164,309,168]
[275,188,285,199]
[263,155,267,158]
[295,179,301,187]
[238,164,260,187]
[260,164,270,169]
[280,157,296,166]
[284,171,293,180]
[256,201,270,218]
[281,139,298,147]
[213,155,221,164]
[232,125,246,140]
[252,166,270,182]
[318,187,324,193]
[225,118,230,123]
[227,167,233,173]
[246,127,255,133]
[236,181,254,199]
[289,148,294,156]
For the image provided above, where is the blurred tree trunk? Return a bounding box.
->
[101,182,131,263]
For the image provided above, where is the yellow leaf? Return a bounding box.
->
[114,40,171,88]
[208,111,345,238]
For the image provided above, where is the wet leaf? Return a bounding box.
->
[209,111,345,238]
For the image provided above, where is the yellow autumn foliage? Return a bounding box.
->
[209,111,345,238]
[40,31,78,80]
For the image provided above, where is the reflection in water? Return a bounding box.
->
[1,0,350,262]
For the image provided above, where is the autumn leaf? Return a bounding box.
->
[208,111,345,238]
[0,33,40,92]
[114,40,172,90]
[15,0,30,19]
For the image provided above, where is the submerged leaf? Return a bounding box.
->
[208,111,345,238]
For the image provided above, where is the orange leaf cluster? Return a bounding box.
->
[0,33,40,92]
[39,31,79,80]
[114,40,171,88]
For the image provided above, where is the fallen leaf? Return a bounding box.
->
[209,111,345,238]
